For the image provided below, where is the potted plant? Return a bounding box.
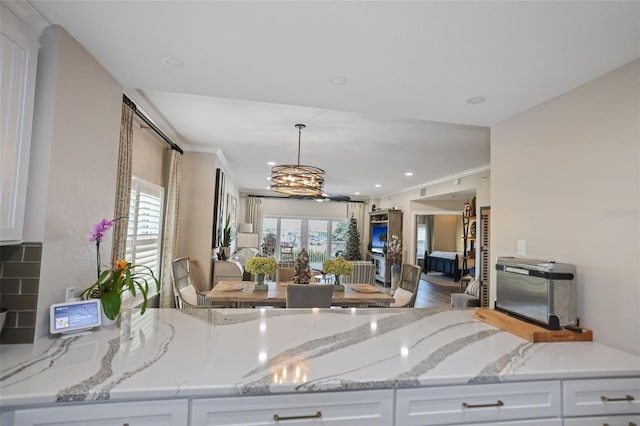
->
[244,256,277,291]
[387,234,402,290]
[80,259,159,322]
[81,218,159,324]
[221,213,232,259]
[322,258,353,291]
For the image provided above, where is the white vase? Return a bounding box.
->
[391,263,401,290]
[101,309,118,329]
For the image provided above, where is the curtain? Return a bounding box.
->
[159,149,182,308]
[426,215,435,255]
[111,103,133,263]
[246,197,262,242]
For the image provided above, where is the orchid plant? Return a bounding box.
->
[82,218,159,320]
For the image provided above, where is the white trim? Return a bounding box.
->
[380,164,491,199]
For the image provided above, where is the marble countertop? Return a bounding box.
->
[1,307,639,407]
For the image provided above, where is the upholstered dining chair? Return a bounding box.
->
[171,257,216,308]
[276,267,295,282]
[390,263,421,308]
[285,284,334,308]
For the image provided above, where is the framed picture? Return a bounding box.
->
[212,168,225,248]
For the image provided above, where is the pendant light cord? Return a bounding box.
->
[295,123,305,166]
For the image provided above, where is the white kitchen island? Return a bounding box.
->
[1,307,639,425]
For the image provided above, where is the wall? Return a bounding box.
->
[26,25,123,339]
[433,215,458,252]
[260,198,348,219]
[131,115,169,187]
[492,59,640,355]
[178,152,239,290]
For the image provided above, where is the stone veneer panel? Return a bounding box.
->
[0,242,41,344]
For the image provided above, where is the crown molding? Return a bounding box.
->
[382,163,491,199]
[3,1,50,35]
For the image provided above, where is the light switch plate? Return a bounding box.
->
[517,240,526,256]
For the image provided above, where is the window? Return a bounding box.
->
[416,224,426,259]
[124,177,164,303]
[261,216,348,265]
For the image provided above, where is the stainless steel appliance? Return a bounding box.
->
[495,257,577,330]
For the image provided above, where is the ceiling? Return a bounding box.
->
[20,1,640,199]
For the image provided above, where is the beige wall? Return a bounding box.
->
[27,25,123,338]
[433,215,458,252]
[131,115,168,187]
[178,152,239,290]
[492,59,640,355]
[260,198,348,219]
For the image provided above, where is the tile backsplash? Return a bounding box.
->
[0,242,41,344]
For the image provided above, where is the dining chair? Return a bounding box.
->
[390,263,421,308]
[276,267,295,282]
[171,257,217,308]
[285,284,334,308]
[280,241,295,262]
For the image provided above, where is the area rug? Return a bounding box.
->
[423,272,459,288]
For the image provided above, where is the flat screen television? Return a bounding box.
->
[371,224,388,254]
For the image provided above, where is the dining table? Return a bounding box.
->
[205,281,395,308]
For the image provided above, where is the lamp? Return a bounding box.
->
[270,124,325,196]
[236,233,259,248]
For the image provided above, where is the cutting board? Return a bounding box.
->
[473,309,593,342]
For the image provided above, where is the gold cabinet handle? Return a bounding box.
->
[462,400,504,409]
[601,395,635,402]
[273,411,322,421]
[603,423,636,426]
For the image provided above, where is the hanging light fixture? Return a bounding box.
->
[270,124,325,197]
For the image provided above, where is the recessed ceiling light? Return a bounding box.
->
[466,96,486,105]
[267,161,276,166]
[405,172,413,176]
[265,186,270,190]
[266,177,271,180]
[161,55,184,67]
[329,75,348,86]
[374,184,381,188]
[354,192,360,195]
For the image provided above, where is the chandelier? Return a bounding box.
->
[270,124,325,196]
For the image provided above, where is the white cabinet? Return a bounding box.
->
[191,390,394,425]
[395,381,561,425]
[564,414,640,425]
[7,399,189,426]
[563,377,640,416]
[0,5,39,244]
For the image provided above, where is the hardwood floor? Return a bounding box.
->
[376,272,460,308]
[414,274,459,308]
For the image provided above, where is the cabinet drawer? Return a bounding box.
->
[563,378,640,416]
[9,399,189,426]
[191,389,393,425]
[465,420,561,426]
[396,381,561,425]
[564,414,640,425]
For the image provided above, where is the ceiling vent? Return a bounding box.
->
[420,187,427,197]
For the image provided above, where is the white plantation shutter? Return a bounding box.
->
[417,224,426,259]
[123,177,164,302]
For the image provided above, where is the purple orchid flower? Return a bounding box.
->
[89,219,115,243]
[89,218,115,279]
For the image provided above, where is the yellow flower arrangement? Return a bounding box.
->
[244,256,277,275]
[322,258,353,276]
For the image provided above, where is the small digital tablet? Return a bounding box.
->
[50,299,101,337]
